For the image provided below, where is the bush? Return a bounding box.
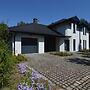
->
[50,52,73,56]
[15,54,27,63]
[80,49,90,52]
[0,41,15,88]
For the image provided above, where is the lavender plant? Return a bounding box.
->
[17,62,49,90]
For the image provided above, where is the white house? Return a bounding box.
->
[48,16,89,52]
[9,17,89,55]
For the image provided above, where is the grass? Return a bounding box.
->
[50,52,73,57]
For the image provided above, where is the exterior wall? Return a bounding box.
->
[12,33,44,55]
[15,34,21,55]
[56,37,65,52]
[55,23,89,52]
[56,24,71,35]
[80,27,89,49]
[70,23,79,52]
[38,36,44,53]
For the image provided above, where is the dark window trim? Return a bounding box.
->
[73,24,76,33]
[73,39,76,51]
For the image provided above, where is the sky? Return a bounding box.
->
[0,0,90,26]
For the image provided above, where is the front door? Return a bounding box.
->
[64,40,69,51]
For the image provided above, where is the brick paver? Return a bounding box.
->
[26,53,90,90]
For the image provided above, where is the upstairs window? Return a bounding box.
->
[83,27,86,35]
[73,24,76,33]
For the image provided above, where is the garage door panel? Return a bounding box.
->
[22,46,38,54]
[21,38,38,54]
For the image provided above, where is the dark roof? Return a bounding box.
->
[9,23,63,36]
[48,16,80,27]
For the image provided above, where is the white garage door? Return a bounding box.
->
[21,38,38,54]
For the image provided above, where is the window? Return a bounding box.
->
[83,40,87,49]
[64,40,69,51]
[83,27,86,35]
[73,39,76,51]
[73,24,76,33]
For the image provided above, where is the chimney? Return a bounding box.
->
[33,18,39,23]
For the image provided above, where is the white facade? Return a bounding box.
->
[12,33,44,55]
[55,23,89,52]
[11,23,89,55]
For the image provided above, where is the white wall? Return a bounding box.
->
[80,27,89,49]
[12,33,44,55]
[56,24,71,36]
[55,23,89,52]
[70,23,79,52]
[15,34,21,55]
[38,36,44,53]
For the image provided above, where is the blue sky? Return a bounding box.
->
[0,0,90,26]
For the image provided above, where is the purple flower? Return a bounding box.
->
[17,63,27,74]
[32,71,42,79]
[37,83,45,90]
[17,83,22,90]
[29,87,33,90]
[17,83,33,90]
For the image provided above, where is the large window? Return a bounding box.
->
[83,40,87,49]
[73,39,76,51]
[73,24,76,33]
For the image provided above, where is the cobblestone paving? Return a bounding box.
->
[26,53,90,90]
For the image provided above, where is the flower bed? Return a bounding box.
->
[17,62,52,90]
[50,52,73,57]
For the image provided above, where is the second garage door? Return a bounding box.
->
[21,38,38,54]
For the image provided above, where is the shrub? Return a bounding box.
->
[50,52,73,56]
[80,49,90,52]
[0,23,8,42]
[15,54,27,63]
[0,41,15,88]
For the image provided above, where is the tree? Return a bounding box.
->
[0,23,14,88]
[17,21,26,26]
[79,19,89,28]
[0,23,8,42]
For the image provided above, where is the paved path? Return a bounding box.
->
[26,53,90,90]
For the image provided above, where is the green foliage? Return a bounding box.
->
[50,52,73,56]
[15,54,27,63]
[0,23,8,42]
[79,49,90,52]
[79,19,88,25]
[0,23,16,88]
[17,21,27,26]
[21,70,32,86]
[0,41,15,88]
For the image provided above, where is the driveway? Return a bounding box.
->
[26,53,90,90]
